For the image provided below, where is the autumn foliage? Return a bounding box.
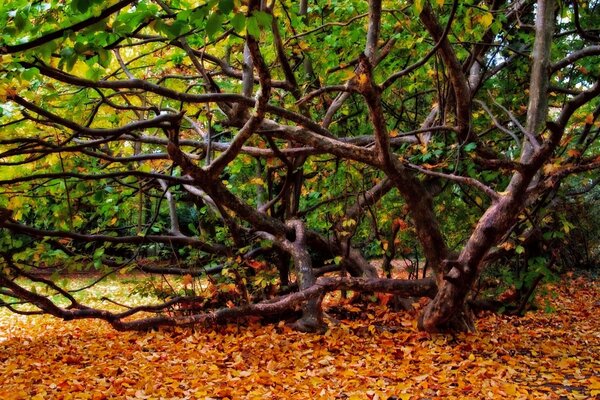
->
[1,275,598,399]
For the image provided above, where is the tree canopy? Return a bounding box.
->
[0,0,598,333]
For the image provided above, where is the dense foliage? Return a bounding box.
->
[0,0,598,332]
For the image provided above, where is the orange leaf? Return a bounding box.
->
[567,149,580,158]
[377,293,392,306]
[246,260,265,270]
[182,274,193,286]
[585,113,594,125]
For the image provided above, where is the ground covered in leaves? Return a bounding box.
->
[0,276,598,400]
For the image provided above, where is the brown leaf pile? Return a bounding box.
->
[0,277,598,399]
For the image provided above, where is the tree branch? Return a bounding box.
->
[1,0,137,54]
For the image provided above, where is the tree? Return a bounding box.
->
[0,0,598,332]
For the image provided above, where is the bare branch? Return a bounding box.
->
[406,163,500,201]
[474,100,521,149]
[419,1,471,141]
[490,97,541,151]
[11,95,182,138]
[0,221,228,255]
[551,45,600,72]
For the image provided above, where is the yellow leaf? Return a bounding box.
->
[357,73,369,86]
[543,162,561,174]
[298,41,310,51]
[341,68,355,81]
[502,383,518,396]
[249,177,264,185]
[414,0,424,14]
[480,12,493,28]
[71,60,90,77]
[435,0,444,7]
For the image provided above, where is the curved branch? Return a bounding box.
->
[474,99,521,149]
[419,1,471,141]
[207,24,272,177]
[550,45,600,73]
[572,0,600,42]
[0,170,190,186]
[406,163,500,201]
[0,221,228,255]
[1,0,137,54]
[11,95,182,138]
[0,266,436,331]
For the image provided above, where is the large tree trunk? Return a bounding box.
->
[419,0,557,332]
[419,195,524,332]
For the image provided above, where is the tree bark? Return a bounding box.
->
[419,0,557,332]
[257,220,326,332]
[286,220,326,332]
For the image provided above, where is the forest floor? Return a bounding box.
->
[0,274,598,400]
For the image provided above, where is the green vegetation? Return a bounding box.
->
[0,0,598,333]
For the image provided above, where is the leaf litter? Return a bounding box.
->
[0,276,598,399]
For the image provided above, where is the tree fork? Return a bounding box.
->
[418,0,558,333]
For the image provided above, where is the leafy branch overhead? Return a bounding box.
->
[0,0,598,334]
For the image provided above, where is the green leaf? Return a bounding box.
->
[59,47,78,71]
[72,0,92,14]
[206,12,223,39]
[60,47,75,58]
[231,13,245,33]
[463,142,477,152]
[166,20,187,38]
[97,48,111,68]
[515,245,525,254]
[85,65,103,81]
[190,8,209,28]
[253,11,272,29]
[21,67,39,81]
[37,41,58,62]
[218,0,234,14]
[246,16,260,37]
[176,9,192,22]
[14,11,28,30]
